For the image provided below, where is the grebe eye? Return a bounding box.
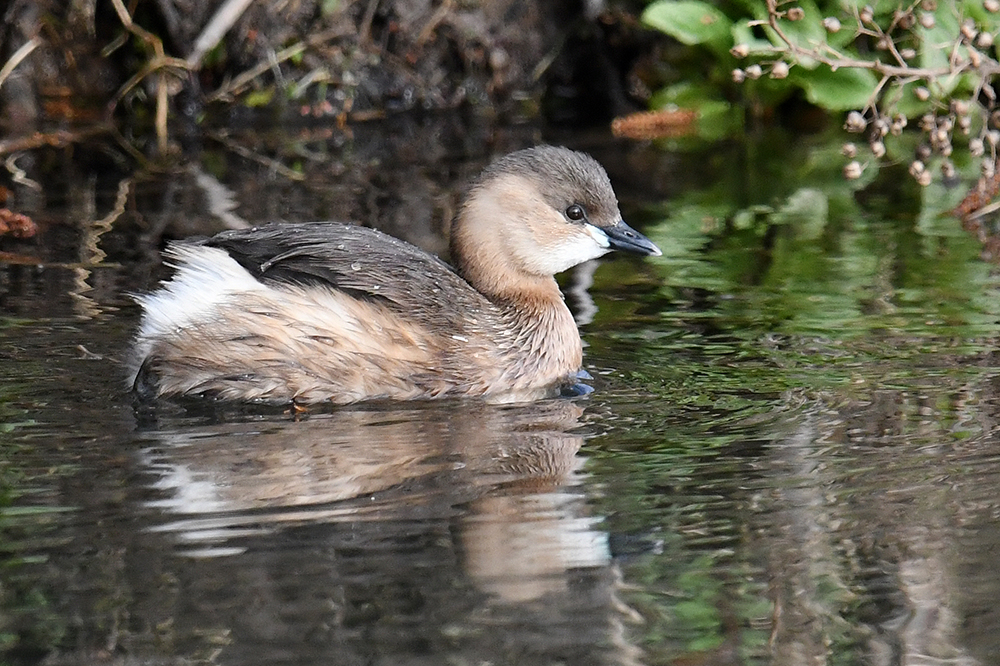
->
[566,204,586,221]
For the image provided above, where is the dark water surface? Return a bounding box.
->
[2,120,1000,665]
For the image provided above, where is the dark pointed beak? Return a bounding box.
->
[604,220,662,257]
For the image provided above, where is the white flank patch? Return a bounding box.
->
[135,244,268,342]
[128,243,387,387]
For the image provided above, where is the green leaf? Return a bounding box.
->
[841,0,907,20]
[732,20,776,56]
[918,3,959,84]
[892,80,929,118]
[761,0,826,68]
[772,188,829,239]
[642,0,734,56]
[243,87,276,108]
[789,65,879,110]
[727,0,767,18]
[915,3,984,100]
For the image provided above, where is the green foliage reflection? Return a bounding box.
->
[584,130,1000,664]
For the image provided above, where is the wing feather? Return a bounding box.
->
[199,222,490,317]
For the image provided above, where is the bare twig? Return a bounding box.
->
[187,0,257,69]
[416,0,454,45]
[954,160,1000,219]
[0,127,111,156]
[85,177,132,267]
[965,199,1000,221]
[0,37,41,91]
[5,154,41,191]
[205,27,350,103]
[290,67,333,99]
[206,130,305,181]
[109,0,191,152]
[206,42,306,103]
[863,74,892,116]
[359,0,380,43]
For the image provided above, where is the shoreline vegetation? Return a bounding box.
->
[1,0,634,154]
[3,0,1000,254]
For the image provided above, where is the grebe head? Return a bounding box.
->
[451,146,660,299]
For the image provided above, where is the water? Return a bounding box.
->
[2,120,1000,665]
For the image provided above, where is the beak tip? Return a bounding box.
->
[605,220,661,257]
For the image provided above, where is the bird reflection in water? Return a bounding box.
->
[135,399,641,665]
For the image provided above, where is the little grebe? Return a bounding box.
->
[129,146,661,404]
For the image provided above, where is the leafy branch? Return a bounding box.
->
[642,0,1000,208]
[752,0,994,82]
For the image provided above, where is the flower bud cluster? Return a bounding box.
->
[842,96,998,187]
[731,60,794,81]
[722,0,1000,190]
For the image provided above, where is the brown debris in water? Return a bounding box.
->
[611,108,698,140]
[0,209,37,238]
[952,157,1000,260]
[0,187,36,238]
[0,127,110,157]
